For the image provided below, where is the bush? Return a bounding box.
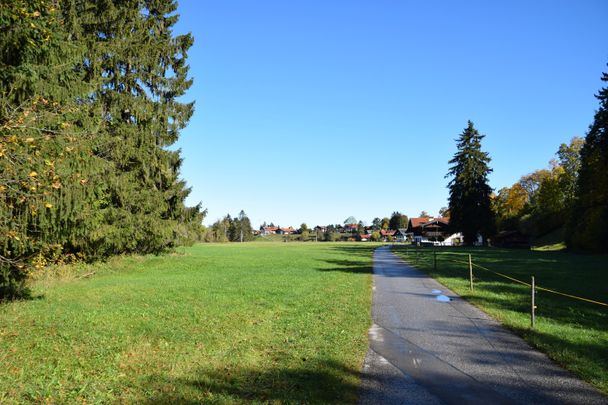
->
[0,265,30,301]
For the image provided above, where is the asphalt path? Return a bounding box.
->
[358,246,607,405]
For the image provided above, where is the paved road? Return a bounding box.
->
[358,246,607,405]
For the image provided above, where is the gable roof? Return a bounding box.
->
[409,217,449,228]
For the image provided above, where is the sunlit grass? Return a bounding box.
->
[392,245,608,394]
[0,243,375,404]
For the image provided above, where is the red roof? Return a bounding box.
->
[409,217,449,228]
[380,230,396,236]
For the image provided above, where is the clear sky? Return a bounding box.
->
[172,0,607,228]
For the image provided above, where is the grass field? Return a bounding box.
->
[392,245,608,393]
[0,243,376,404]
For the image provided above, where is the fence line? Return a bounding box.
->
[399,247,608,308]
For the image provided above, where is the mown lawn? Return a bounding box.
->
[0,243,376,404]
[392,245,608,394]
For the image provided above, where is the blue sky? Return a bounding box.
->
[173,0,607,228]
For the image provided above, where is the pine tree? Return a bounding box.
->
[74,0,203,255]
[1,0,104,299]
[389,211,408,230]
[0,0,204,299]
[446,121,494,245]
[567,68,608,252]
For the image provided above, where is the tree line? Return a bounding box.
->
[203,211,254,243]
[1,0,205,299]
[446,66,608,252]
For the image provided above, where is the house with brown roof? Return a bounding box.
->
[357,233,372,242]
[276,226,296,235]
[408,216,451,242]
[379,229,396,241]
[261,226,279,235]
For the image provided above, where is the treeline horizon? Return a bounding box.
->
[214,66,608,251]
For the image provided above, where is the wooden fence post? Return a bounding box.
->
[468,254,473,291]
[531,276,536,328]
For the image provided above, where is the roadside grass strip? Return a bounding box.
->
[392,245,608,394]
[0,243,375,404]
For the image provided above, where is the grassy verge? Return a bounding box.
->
[0,243,376,404]
[392,245,608,394]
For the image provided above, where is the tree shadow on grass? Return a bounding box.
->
[316,258,372,274]
[326,244,378,258]
[140,359,365,404]
[311,244,377,274]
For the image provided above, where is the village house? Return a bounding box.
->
[380,229,396,241]
[276,226,296,235]
[394,228,410,242]
[408,216,450,242]
[357,233,372,242]
[260,226,279,235]
[343,223,358,233]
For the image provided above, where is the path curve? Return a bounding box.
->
[358,246,606,404]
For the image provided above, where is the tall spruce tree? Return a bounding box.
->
[446,121,494,245]
[1,0,105,298]
[74,0,203,255]
[567,68,608,252]
[0,0,205,299]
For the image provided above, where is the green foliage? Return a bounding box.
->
[205,211,254,242]
[446,121,494,244]
[567,68,608,253]
[0,0,103,298]
[388,211,408,230]
[325,232,342,242]
[0,0,204,299]
[343,216,357,225]
[493,137,585,241]
[381,217,390,230]
[299,223,310,241]
[371,217,382,230]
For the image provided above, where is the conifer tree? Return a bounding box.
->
[1,0,204,299]
[1,0,104,298]
[446,121,494,245]
[567,68,608,252]
[74,0,203,255]
[388,212,408,230]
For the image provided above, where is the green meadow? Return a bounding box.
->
[0,243,376,404]
[392,245,608,393]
